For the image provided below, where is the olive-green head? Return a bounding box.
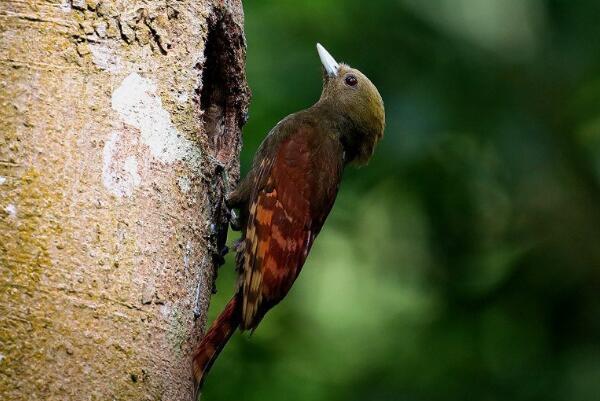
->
[316,43,385,165]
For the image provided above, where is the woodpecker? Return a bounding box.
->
[192,43,385,397]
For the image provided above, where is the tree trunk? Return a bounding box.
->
[0,0,249,400]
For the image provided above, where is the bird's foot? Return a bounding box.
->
[206,154,242,232]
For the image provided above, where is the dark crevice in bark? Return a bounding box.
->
[200,6,250,165]
[195,4,250,311]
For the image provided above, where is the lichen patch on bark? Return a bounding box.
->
[102,130,142,197]
[111,72,202,167]
[89,42,123,73]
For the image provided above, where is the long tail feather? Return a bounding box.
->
[192,296,240,399]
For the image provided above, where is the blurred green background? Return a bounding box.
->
[203,1,600,400]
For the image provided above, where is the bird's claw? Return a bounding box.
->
[229,209,241,231]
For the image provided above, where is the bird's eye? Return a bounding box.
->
[345,75,358,87]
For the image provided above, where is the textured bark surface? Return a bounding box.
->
[0,0,249,400]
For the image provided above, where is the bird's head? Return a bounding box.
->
[316,43,385,165]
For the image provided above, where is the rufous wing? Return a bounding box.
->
[239,125,342,330]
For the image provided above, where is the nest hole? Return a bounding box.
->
[199,11,248,163]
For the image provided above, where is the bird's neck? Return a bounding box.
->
[311,101,369,165]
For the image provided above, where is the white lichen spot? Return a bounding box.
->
[178,176,191,193]
[5,204,16,218]
[60,0,71,12]
[102,132,141,197]
[0,353,4,363]
[175,91,189,104]
[89,43,122,73]
[160,304,172,319]
[94,21,107,38]
[112,73,201,166]
[0,176,6,185]
[124,156,141,188]
[183,240,192,270]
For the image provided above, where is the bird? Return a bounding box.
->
[191,43,385,398]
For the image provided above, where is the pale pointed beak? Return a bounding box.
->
[317,43,340,77]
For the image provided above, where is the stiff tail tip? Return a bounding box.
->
[192,296,240,400]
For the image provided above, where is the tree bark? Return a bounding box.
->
[0,1,249,400]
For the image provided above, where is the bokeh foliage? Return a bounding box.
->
[203,1,600,400]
